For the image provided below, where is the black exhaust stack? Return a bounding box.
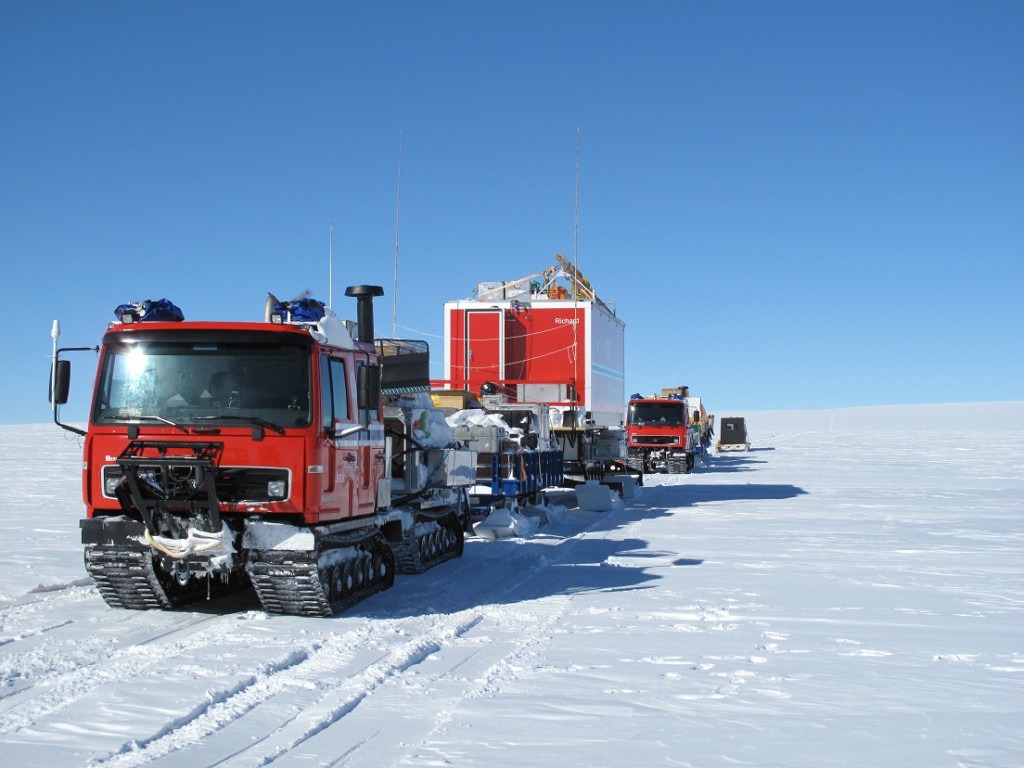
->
[344,285,384,344]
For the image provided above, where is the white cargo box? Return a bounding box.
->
[452,425,504,454]
[591,427,627,461]
[430,449,477,486]
[476,282,504,299]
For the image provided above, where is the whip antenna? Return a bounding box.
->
[574,127,580,273]
[393,133,403,338]
[572,129,581,415]
[50,320,61,414]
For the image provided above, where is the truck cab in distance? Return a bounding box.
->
[625,394,696,474]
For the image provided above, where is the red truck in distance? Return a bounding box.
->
[625,393,696,474]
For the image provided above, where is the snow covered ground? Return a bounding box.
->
[1,402,1022,767]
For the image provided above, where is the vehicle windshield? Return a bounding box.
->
[93,339,312,429]
[628,402,685,427]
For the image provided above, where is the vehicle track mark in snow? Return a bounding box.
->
[237,613,485,768]
[91,614,485,768]
[310,501,644,765]
[89,644,324,768]
[461,601,568,701]
[0,613,242,733]
[0,618,72,650]
[0,559,96,608]
[0,583,97,621]
[392,599,572,768]
[86,625,376,767]
[130,654,312,754]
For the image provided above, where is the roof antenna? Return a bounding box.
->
[572,128,581,412]
[329,222,334,310]
[574,127,581,275]
[50,320,61,415]
[392,133,403,339]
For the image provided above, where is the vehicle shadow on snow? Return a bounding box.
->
[359,530,683,618]
[179,486,799,619]
[643,482,808,506]
[170,508,688,619]
[695,455,768,473]
[181,474,805,619]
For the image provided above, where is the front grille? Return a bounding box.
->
[103,465,289,503]
[630,435,679,446]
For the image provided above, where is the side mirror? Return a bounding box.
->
[50,360,71,405]
[357,365,381,411]
[332,424,367,440]
[50,344,97,437]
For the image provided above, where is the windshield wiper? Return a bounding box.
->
[194,415,286,435]
[135,415,188,433]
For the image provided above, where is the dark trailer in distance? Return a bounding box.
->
[717,416,750,452]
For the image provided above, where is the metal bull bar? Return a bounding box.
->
[115,441,224,538]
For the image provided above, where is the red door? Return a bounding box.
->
[320,354,357,520]
[465,310,503,393]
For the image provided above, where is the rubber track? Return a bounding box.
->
[85,546,198,610]
[247,529,395,618]
[391,513,465,575]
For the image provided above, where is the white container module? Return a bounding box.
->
[575,479,614,512]
[441,294,625,428]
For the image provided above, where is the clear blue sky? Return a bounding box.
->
[2,1,1021,425]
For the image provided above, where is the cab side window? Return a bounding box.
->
[356,361,380,424]
[320,355,351,428]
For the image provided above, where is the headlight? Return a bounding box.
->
[267,480,287,498]
[105,475,122,495]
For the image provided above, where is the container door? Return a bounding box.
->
[465,310,503,393]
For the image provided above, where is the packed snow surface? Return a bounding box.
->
[1,402,1022,767]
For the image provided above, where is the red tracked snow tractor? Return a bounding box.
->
[50,286,475,617]
[625,387,713,474]
[625,393,696,474]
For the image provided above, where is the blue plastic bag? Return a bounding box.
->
[114,299,184,323]
[272,297,325,323]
